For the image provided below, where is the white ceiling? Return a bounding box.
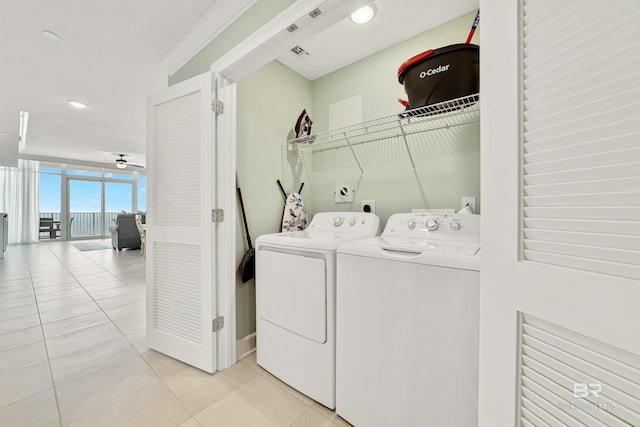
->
[0,0,251,168]
[0,0,478,169]
[277,0,478,80]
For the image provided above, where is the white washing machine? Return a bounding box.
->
[336,212,480,427]
[255,211,380,409]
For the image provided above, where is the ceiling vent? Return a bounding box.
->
[291,46,309,56]
[308,8,322,18]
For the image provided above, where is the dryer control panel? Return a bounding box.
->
[307,212,380,236]
[383,213,480,243]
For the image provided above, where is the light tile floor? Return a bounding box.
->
[0,241,351,427]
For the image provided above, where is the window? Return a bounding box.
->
[39,165,61,223]
[37,162,146,239]
[104,172,133,179]
[138,175,146,212]
[67,168,102,177]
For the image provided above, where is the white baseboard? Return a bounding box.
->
[236,332,256,361]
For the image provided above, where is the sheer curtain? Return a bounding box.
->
[0,159,40,244]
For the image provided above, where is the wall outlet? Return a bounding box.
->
[361,200,375,214]
[461,196,476,213]
[335,181,354,203]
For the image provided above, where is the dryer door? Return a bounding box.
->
[257,248,327,343]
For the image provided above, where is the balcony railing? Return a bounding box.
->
[39,212,121,238]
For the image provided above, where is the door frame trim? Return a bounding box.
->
[209,0,365,369]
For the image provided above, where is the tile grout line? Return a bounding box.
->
[0,257,45,411]
[137,354,196,426]
[0,244,149,425]
[33,243,140,423]
[50,353,160,426]
[62,246,196,426]
[32,242,195,427]
[240,356,347,426]
[45,243,147,346]
[26,245,64,427]
[38,243,149,426]
[46,242,140,335]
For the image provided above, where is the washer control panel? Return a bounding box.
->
[385,212,479,243]
[307,212,380,235]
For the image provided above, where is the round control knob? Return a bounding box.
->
[406,220,416,230]
[333,217,344,227]
[349,217,357,226]
[450,221,461,231]
[426,219,438,231]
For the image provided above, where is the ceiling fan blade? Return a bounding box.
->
[113,154,144,170]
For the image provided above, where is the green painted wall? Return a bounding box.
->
[308,10,480,224]
[235,61,312,340]
[233,11,480,340]
[169,0,296,85]
[172,6,480,341]
[311,11,479,129]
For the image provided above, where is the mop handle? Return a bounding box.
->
[465,9,480,44]
[276,179,287,201]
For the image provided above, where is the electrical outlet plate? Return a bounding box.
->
[361,200,375,214]
[461,196,476,213]
[335,181,354,203]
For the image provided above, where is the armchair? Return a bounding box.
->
[135,214,146,257]
[110,213,145,251]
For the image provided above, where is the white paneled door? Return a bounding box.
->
[146,72,218,373]
[480,1,640,426]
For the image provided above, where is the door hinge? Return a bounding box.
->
[212,99,224,114]
[211,209,224,223]
[212,316,224,332]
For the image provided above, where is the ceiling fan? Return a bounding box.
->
[115,154,144,170]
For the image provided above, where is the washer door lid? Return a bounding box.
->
[258,250,327,343]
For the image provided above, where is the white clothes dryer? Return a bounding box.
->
[336,212,480,427]
[255,212,380,409]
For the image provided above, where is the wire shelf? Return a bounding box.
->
[287,94,480,154]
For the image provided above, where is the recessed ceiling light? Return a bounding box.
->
[41,30,60,41]
[67,99,89,109]
[350,4,377,24]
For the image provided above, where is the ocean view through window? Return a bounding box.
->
[38,162,145,240]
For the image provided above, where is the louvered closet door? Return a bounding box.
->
[146,72,217,373]
[479,1,640,426]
